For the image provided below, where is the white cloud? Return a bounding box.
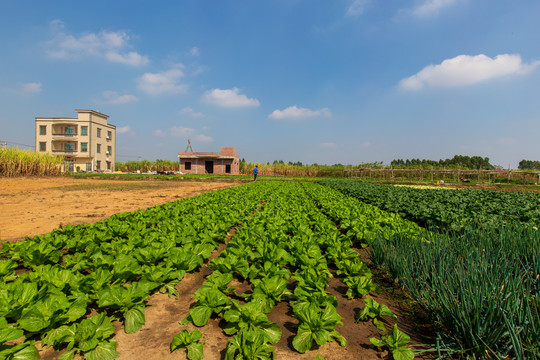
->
[346,0,371,16]
[202,87,260,108]
[170,126,196,137]
[7,82,43,96]
[153,126,212,143]
[20,82,42,94]
[358,141,372,148]
[46,20,149,66]
[399,54,540,90]
[194,134,213,143]
[319,142,339,149]
[412,0,459,17]
[117,126,134,135]
[180,107,203,117]
[190,47,200,56]
[137,67,188,95]
[105,51,149,66]
[192,65,208,76]
[101,90,138,104]
[268,106,331,120]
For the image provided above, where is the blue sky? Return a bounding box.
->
[1,0,539,167]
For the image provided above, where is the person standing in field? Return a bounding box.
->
[253,165,258,181]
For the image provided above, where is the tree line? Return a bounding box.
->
[390,155,495,170]
[518,160,540,170]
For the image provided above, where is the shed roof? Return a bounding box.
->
[178,146,239,160]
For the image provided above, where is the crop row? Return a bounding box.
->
[176,181,423,359]
[8,179,511,359]
[318,179,540,358]
[369,225,540,358]
[0,182,277,359]
[317,179,540,231]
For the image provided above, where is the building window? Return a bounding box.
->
[107,131,112,140]
[97,128,101,138]
[81,126,88,136]
[226,164,231,174]
[39,125,46,135]
[107,146,111,155]
[86,162,92,171]
[81,142,88,152]
[65,126,75,135]
[97,144,101,153]
[64,143,74,152]
[107,161,111,170]
[185,162,192,170]
[39,142,46,151]
[96,160,101,170]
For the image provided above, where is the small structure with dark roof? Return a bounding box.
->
[177,146,240,175]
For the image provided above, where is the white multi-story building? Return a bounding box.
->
[35,109,116,172]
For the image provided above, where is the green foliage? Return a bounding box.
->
[518,159,540,170]
[42,313,118,360]
[370,226,540,358]
[224,330,276,360]
[170,329,204,360]
[0,182,277,357]
[115,159,179,172]
[0,317,40,360]
[370,324,414,360]
[97,283,149,334]
[223,299,281,343]
[391,155,494,170]
[319,179,540,231]
[248,276,292,313]
[356,298,397,331]
[182,288,231,327]
[342,275,376,299]
[292,303,346,353]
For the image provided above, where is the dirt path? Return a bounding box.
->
[0,177,241,242]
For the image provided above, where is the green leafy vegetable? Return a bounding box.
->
[170,329,204,360]
[292,304,346,354]
[370,324,414,360]
[356,298,397,331]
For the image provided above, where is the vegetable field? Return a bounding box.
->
[1,179,539,359]
[319,179,540,231]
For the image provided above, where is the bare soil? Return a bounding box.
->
[1,177,435,360]
[0,177,240,242]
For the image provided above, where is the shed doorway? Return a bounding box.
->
[205,161,214,174]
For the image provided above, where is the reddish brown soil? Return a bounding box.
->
[0,177,240,242]
[1,177,435,360]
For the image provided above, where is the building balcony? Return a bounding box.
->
[52,149,78,155]
[51,140,78,155]
[52,123,79,139]
[52,132,79,139]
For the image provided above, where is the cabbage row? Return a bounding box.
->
[318,179,540,231]
[0,182,276,360]
[176,181,423,359]
[1,181,428,360]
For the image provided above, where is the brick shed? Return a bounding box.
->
[177,147,240,175]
